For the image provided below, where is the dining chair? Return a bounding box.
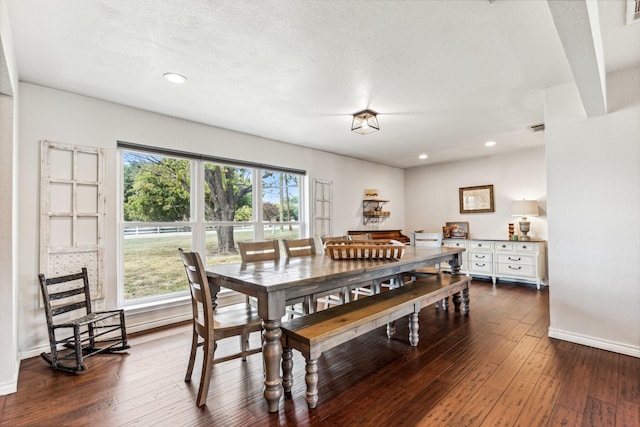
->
[238,240,281,262]
[406,232,443,280]
[239,240,307,317]
[284,237,345,312]
[178,248,262,407]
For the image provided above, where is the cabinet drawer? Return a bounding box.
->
[469,260,492,274]
[444,240,466,248]
[515,243,536,252]
[497,254,534,265]
[496,263,535,277]
[496,242,514,251]
[469,252,492,262]
[469,241,493,250]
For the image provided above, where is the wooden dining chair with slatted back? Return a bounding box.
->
[178,249,262,407]
[284,237,343,312]
[238,240,307,317]
[38,268,130,373]
[406,232,443,280]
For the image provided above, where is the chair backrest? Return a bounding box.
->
[320,235,347,244]
[283,238,316,258]
[348,233,372,241]
[178,249,214,341]
[38,268,93,328]
[411,232,442,248]
[238,240,281,262]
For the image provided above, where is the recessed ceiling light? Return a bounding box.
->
[163,72,187,84]
[485,141,496,147]
[418,154,428,159]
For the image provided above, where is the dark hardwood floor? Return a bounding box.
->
[2,280,639,426]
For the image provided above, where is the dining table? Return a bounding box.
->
[206,245,464,412]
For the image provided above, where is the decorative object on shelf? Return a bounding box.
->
[364,188,379,198]
[508,223,514,239]
[459,184,494,213]
[362,190,390,225]
[351,109,379,135]
[324,239,405,260]
[511,199,539,241]
[445,221,468,239]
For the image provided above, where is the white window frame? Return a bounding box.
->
[117,146,306,308]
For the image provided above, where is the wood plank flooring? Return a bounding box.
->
[1,280,639,426]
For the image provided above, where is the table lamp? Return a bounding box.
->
[511,199,539,241]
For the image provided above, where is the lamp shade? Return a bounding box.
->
[511,200,539,217]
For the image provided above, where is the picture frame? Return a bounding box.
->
[459,184,494,214]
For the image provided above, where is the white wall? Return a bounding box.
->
[546,66,640,357]
[17,83,406,357]
[404,147,547,241]
[0,0,20,396]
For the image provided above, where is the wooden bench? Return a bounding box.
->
[280,273,471,408]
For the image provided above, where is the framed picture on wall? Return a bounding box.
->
[459,184,494,213]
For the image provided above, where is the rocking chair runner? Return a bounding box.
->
[38,268,129,373]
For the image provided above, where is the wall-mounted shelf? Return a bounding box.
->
[362,199,390,225]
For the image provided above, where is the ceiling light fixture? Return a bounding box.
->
[163,72,187,84]
[419,154,428,159]
[485,141,496,147]
[351,109,379,135]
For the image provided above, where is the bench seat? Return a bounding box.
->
[280,273,471,408]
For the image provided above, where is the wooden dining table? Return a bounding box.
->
[206,245,464,412]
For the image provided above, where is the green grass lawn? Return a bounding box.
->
[123,227,300,300]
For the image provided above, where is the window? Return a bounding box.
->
[119,144,305,305]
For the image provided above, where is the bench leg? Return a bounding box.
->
[386,321,396,338]
[441,297,449,310]
[453,292,461,311]
[305,359,319,409]
[282,347,293,397]
[409,312,419,346]
[462,287,470,314]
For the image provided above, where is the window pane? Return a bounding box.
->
[205,225,253,265]
[123,152,191,222]
[263,224,300,242]
[262,171,299,223]
[203,163,252,222]
[123,226,192,300]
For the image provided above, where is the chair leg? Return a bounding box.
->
[185,327,198,381]
[409,312,419,346]
[240,332,250,361]
[196,334,215,407]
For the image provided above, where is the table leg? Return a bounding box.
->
[262,319,283,412]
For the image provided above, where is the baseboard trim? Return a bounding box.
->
[548,327,640,358]
[0,358,20,396]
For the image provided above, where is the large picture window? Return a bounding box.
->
[119,144,305,305]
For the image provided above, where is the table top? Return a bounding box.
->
[206,246,464,299]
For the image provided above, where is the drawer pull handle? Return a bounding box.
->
[508,257,521,261]
[509,266,522,270]
[502,245,507,248]
[476,263,485,267]
[522,245,527,249]
[475,255,486,259]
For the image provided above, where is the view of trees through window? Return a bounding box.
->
[121,150,302,303]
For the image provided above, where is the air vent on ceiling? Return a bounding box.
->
[528,123,545,132]
[627,0,640,24]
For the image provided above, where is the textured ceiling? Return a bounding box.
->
[5,0,639,168]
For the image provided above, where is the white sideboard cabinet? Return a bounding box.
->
[442,239,547,289]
